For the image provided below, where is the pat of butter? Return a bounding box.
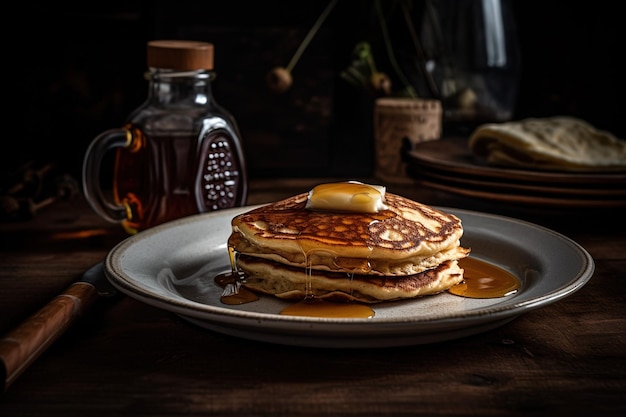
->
[305,182,388,213]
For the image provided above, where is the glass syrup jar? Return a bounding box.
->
[83,40,247,234]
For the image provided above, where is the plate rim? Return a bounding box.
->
[407,137,626,184]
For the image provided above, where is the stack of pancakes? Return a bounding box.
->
[227,183,470,303]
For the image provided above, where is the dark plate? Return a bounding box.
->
[407,137,626,185]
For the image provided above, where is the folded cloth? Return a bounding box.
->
[468,116,626,172]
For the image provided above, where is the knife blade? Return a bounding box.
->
[0,261,117,391]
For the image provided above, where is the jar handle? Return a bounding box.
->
[82,128,133,223]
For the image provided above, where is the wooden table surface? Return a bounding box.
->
[1,177,624,416]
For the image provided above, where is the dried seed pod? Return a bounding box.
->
[370,72,392,96]
[266,0,338,94]
[267,66,293,94]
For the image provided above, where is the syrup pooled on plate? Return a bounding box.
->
[280,298,375,318]
[214,270,259,305]
[448,257,520,298]
[214,246,259,305]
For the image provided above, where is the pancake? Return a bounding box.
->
[469,116,626,172]
[227,182,470,303]
[229,191,467,276]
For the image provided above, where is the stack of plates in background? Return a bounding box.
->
[406,137,626,208]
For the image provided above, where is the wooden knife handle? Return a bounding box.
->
[0,282,99,390]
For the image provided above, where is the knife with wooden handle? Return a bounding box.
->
[0,262,116,390]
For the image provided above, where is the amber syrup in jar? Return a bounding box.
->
[114,127,246,233]
[83,40,247,234]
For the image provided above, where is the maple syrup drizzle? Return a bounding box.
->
[213,245,259,305]
[290,245,375,319]
[448,257,520,298]
[214,270,259,305]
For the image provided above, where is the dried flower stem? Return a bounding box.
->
[286,0,338,72]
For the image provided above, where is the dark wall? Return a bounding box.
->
[512,1,623,136]
[7,1,624,184]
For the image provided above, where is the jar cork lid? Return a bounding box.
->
[147,40,214,70]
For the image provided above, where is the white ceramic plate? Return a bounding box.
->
[104,206,594,348]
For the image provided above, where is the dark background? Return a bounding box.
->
[7,0,624,184]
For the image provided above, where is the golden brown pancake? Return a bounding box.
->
[229,192,467,275]
[227,185,470,303]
